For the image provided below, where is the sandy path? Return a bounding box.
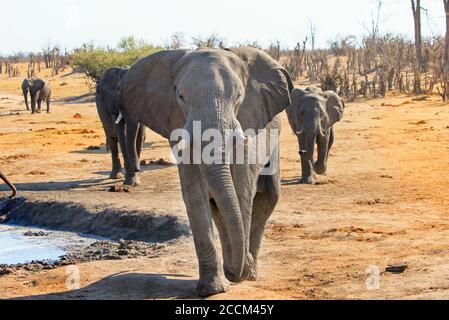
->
[1,68,449,299]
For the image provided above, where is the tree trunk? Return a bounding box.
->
[411,0,424,74]
[444,0,449,99]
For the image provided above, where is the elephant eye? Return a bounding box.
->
[175,87,185,102]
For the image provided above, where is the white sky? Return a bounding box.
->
[0,0,446,54]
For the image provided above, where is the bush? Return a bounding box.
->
[72,37,163,82]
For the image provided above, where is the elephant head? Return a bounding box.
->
[21,79,30,110]
[0,171,17,198]
[286,86,344,184]
[97,67,129,116]
[120,47,292,291]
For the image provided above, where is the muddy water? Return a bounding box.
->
[0,224,97,265]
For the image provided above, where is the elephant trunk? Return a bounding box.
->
[202,164,245,282]
[303,129,316,162]
[0,171,17,198]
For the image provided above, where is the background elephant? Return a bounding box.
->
[21,79,30,111]
[286,86,345,184]
[0,170,17,198]
[96,67,145,179]
[22,78,52,114]
[119,47,293,296]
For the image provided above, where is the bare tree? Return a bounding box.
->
[192,33,227,49]
[444,0,449,68]
[441,0,449,100]
[309,20,317,51]
[167,32,185,49]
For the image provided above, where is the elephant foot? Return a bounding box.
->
[36,110,41,114]
[196,274,230,297]
[109,171,124,179]
[313,162,327,175]
[123,174,141,186]
[242,254,257,281]
[299,176,315,185]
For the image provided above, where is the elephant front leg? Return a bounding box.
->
[30,95,36,114]
[179,164,230,297]
[107,137,123,179]
[123,120,142,186]
[314,130,331,175]
[248,174,280,281]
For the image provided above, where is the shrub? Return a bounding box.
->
[72,37,163,83]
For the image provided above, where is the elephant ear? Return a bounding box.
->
[120,50,189,139]
[30,79,46,92]
[228,47,294,131]
[285,88,306,134]
[322,90,345,127]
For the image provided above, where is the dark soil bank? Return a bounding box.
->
[0,197,190,242]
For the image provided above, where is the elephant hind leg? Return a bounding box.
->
[46,97,51,113]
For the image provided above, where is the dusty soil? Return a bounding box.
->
[1,66,449,300]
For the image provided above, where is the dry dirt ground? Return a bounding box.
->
[1,66,449,300]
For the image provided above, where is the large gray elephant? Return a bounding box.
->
[119,47,293,296]
[95,67,145,179]
[286,86,345,184]
[0,170,17,198]
[21,78,52,114]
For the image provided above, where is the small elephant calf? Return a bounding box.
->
[286,86,345,184]
[22,78,52,114]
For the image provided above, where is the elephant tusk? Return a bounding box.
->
[319,130,326,138]
[175,139,188,151]
[318,122,327,138]
[234,127,248,141]
[296,131,303,136]
[115,112,123,124]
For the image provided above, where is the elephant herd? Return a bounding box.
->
[1,47,345,297]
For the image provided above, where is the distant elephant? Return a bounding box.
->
[0,170,17,198]
[22,78,52,113]
[95,67,145,179]
[119,47,293,296]
[286,86,345,184]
